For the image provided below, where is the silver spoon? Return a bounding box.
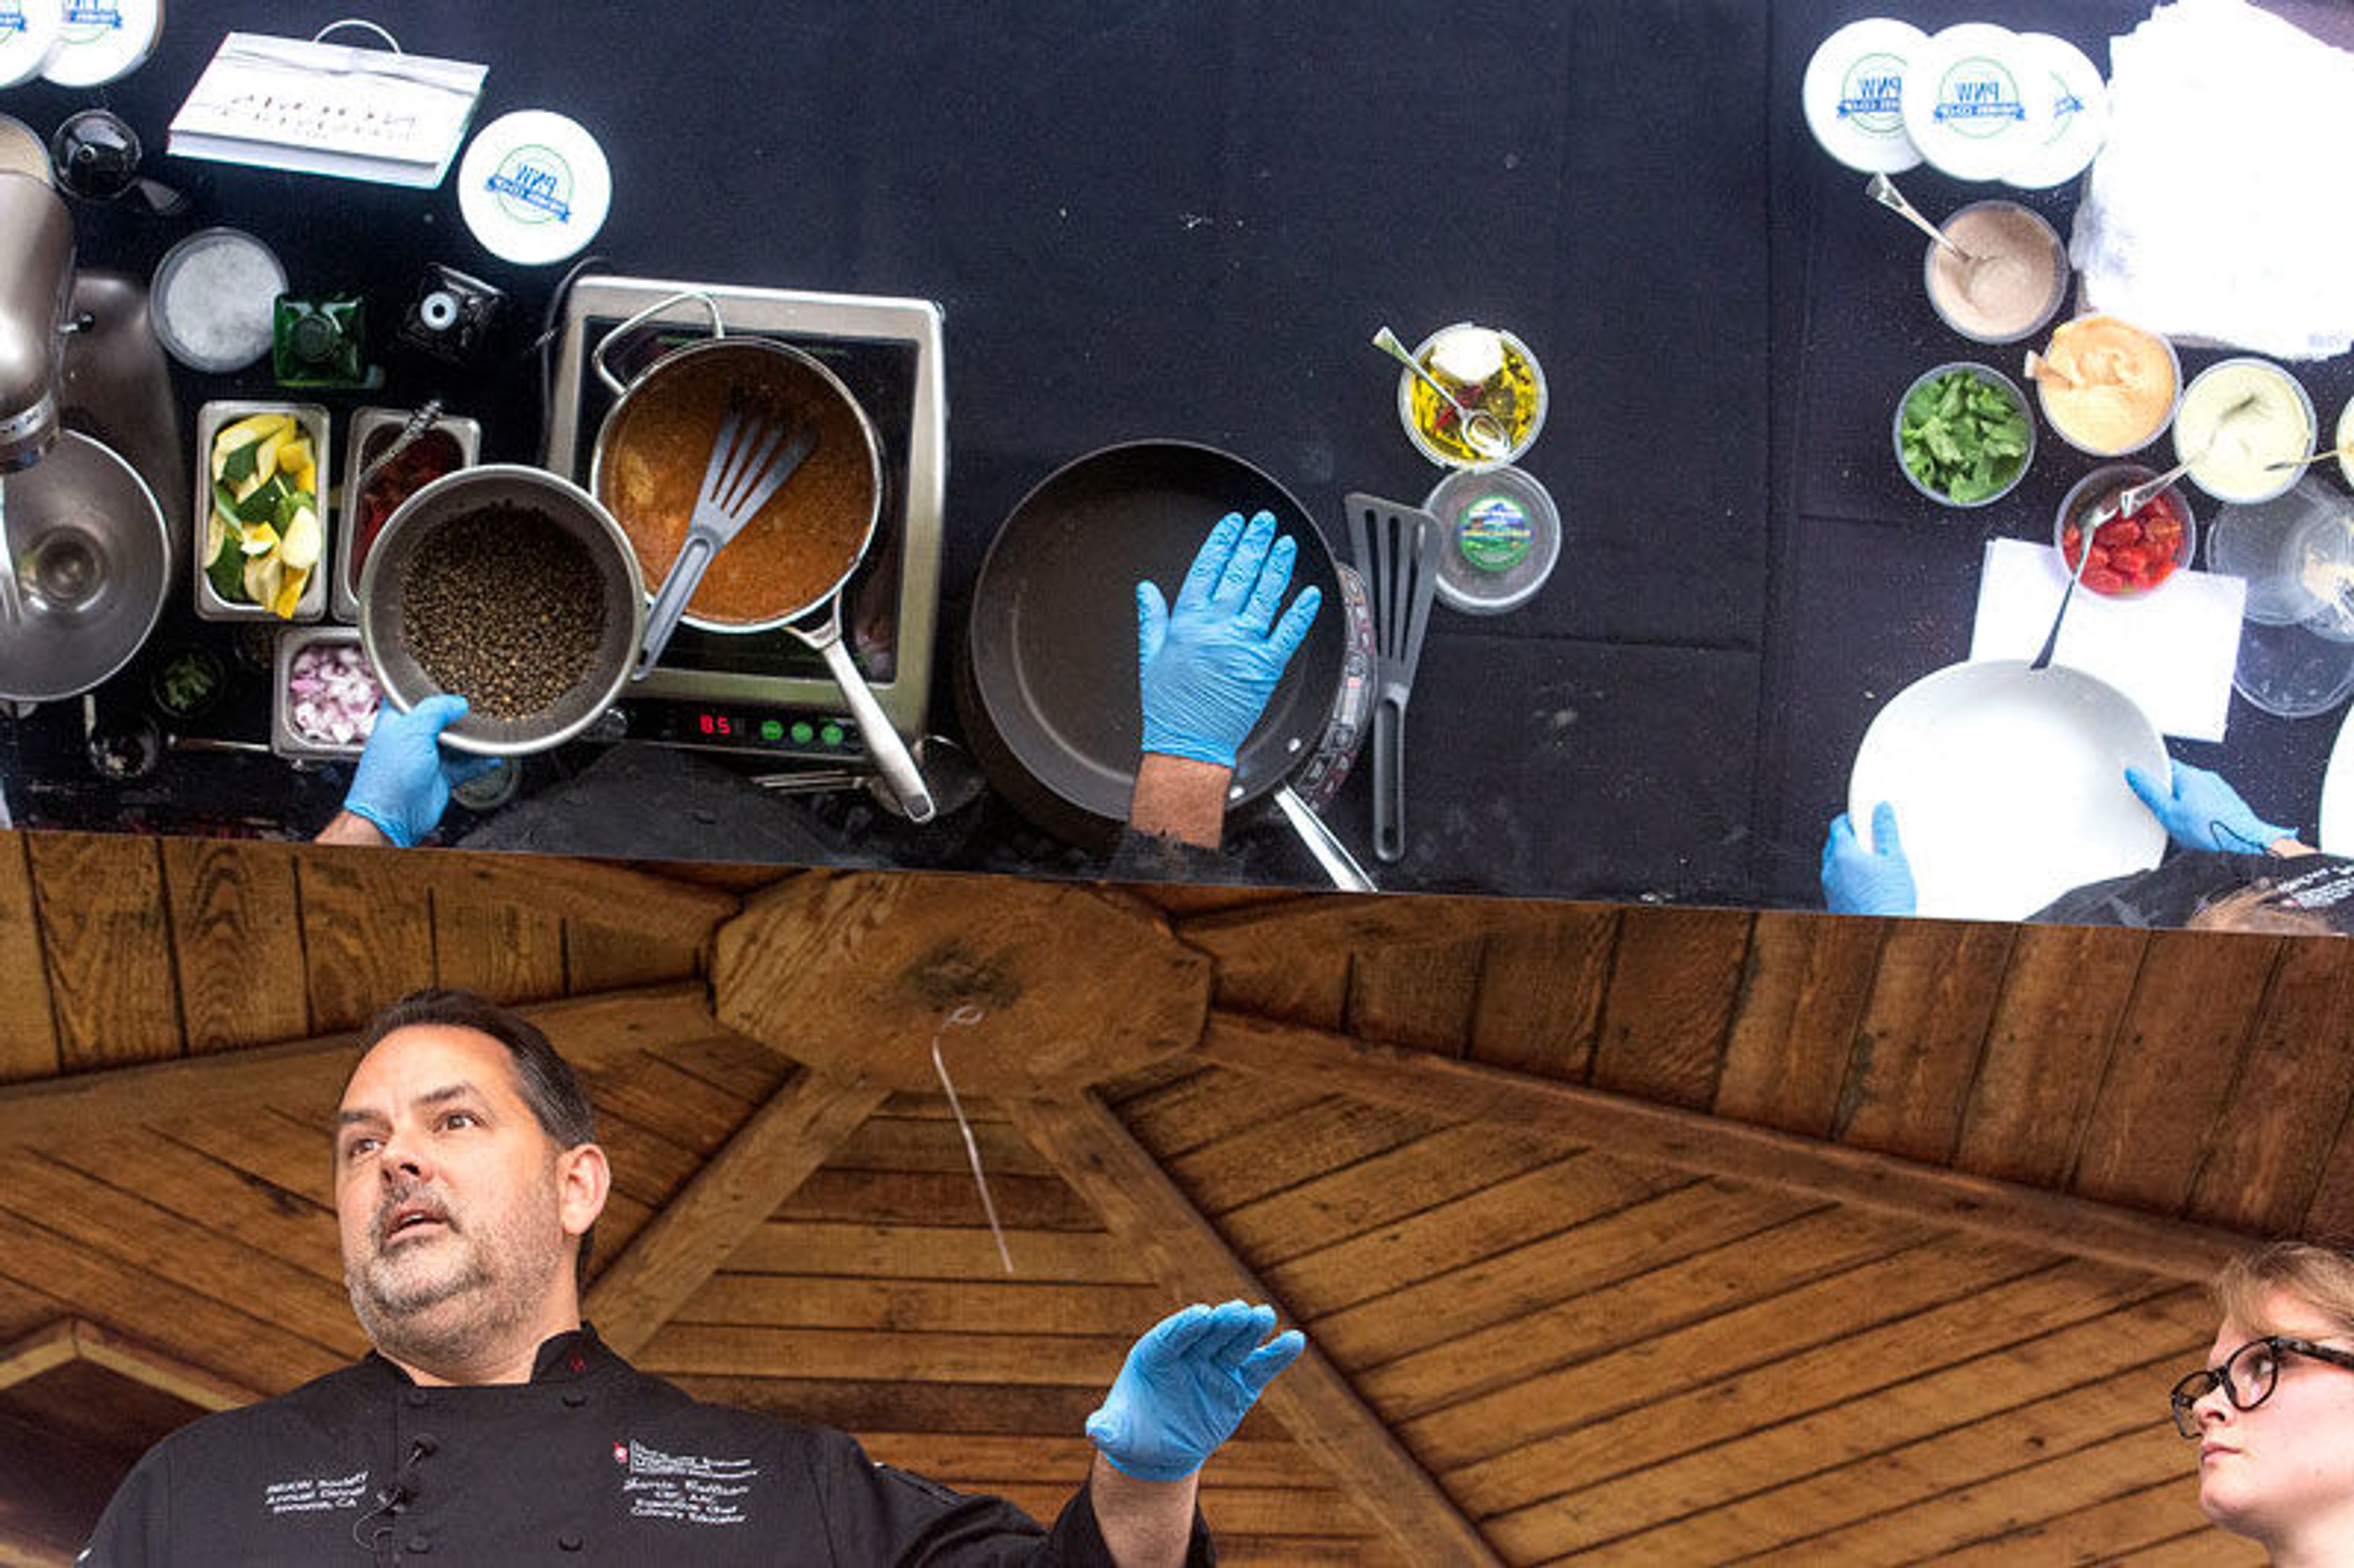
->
[2032,496,2097,672]
[1371,326,1510,459]
[2073,395,2260,536]
[2266,441,2354,474]
[1866,173,1981,267]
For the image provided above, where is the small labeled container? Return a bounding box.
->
[39,0,159,87]
[2003,32,2108,191]
[1422,465,1561,614]
[335,407,482,622]
[194,400,331,623]
[0,2,62,89]
[1902,23,2038,183]
[274,625,383,759]
[1800,17,1927,174]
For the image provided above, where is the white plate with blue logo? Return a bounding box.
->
[1902,24,2042,184]
[458,109,612,267]
[1802,18,1927,175]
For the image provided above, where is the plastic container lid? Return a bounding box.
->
[2233,615,2354,720]
[0,1,63,89]
[2208,481,2345,626]
[150,227,286,373]
[458,110,612,267]
[2003,32,2108,191]
[1422,465,1561,614]
[39,0,161,88]
[2290,508,2354,644]
[1801,18,1927,174]
[1902,24,2040,183]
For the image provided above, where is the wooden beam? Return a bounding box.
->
[1005,1093,1506,1568]
[1195,1010,2256,1282]
[585,1070,889,1357]
[385,845,743,951]
[0,1317,258,1411]
[0,981,725,1149]
[1172,890,1569,964]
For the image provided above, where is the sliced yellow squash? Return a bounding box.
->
[271,566,307,619]
[278,506,321,573]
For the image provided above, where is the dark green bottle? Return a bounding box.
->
[272,294,371,388]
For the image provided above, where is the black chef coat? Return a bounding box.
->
[80,1326,1214,1566]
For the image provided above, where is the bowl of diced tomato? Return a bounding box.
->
[2052,463,2196,598]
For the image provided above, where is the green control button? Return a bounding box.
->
[760,719,784,742]
[820,723,845,747]
[790,721,814,744]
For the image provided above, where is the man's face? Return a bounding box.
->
[2195,1291,2354,1543]
[333,1024,582,1367]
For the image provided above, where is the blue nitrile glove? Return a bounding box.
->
[1822,801,1918,916]
[1137,511,1322,769]
[343,696,498,848]
[2125,761,2295,853]
[1086,1300,1306,1482]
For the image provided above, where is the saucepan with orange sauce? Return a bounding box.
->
[585,292,934,821]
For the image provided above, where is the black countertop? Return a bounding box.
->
[3,0,2350,911]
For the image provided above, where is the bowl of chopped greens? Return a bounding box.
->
[1892,362,2035,509]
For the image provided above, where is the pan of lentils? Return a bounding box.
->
[356,465,645,756]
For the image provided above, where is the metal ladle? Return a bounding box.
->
[1866,173,1982,267]
[1371,327,1510,460]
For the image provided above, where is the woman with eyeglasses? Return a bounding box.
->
[2172,1242,2354,1561]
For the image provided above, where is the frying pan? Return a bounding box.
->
[1848,658,2166,919]
[587,292,934,821]
[964,440,1374,886]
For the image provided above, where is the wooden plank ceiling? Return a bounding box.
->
[2,829,2345,1564]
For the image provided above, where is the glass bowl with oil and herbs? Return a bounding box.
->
[1395,323,1547,470]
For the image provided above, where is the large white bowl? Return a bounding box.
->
[1849,659,2168,919]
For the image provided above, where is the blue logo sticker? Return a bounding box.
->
[1835,53,1906,134]
[485,145,574,227]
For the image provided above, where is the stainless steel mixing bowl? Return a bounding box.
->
[357,464,645,756]
[0,431,171,702]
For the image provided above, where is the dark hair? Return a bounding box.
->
[356,988,601,1282]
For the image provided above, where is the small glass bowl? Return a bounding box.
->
[1395,323,1548,471]
[2173,357,2315,508]
[2032,314,2182,457]
[1891,360,2035,509]
[2053,463,2197,599]
[1921,199,2068,346]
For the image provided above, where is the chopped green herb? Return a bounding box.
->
[1900,370,2030,505]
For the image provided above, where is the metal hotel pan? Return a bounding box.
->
[964,440,1373,887]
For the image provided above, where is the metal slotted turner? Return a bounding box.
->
[1345,493,1442,863]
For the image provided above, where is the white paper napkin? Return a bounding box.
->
[2070,0,2354,359]
[1970,536,2247,741]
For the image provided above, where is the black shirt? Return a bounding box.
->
[81,1326,1212,1566]
[2033,851,2354,931]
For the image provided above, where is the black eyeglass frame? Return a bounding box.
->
[2170,1334,2354,1439]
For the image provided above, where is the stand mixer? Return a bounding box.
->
[0,170,176,706]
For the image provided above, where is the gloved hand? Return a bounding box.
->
[1137,512,1322,769]
[1086,1300,1305,1482]
[2124,761,2294,853]
[343,695,498,848]
[1822,801,1918,916]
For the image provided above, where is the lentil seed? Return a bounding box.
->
[401,505,608,720]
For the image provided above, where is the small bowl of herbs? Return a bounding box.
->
[1892,361,2035,509]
